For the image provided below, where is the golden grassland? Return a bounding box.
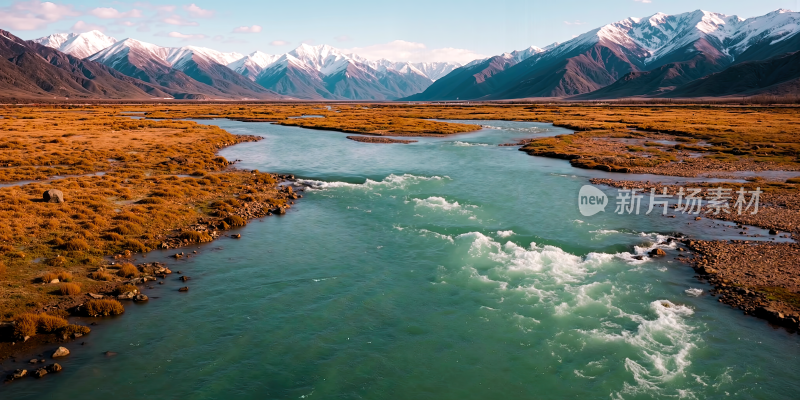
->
[0,106,289,321]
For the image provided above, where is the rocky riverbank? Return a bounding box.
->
[588,177,800,332]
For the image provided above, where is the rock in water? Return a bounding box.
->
[649,248,667,257]
[133,294,149,302]
[52,346,70,358]
[43,189,64,203]
[34,368,47,378]
[10,369,27,380]
[47,363,62,373]
[178,286,189,292]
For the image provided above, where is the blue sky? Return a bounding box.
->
[1,0,798,62]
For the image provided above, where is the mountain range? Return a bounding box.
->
[2,8,798,101]
[27,31,460,101]
[409,9,800,100]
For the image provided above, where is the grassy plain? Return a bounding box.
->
[0,105,290,324]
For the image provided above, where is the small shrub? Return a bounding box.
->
[13,313,38,339]
[136,197,164,204]
[224,215,246,227]
[179,231,212,242]
[41,272,59,282]
[89,271,113,281]
[84,299,125,316]
[64,238,90,251]
[60,324,91,337]
[58,271,73,282]
[37,314,68,333]
[123,239,148,253]
[115,284,138,295]
[104,232,124,241]
[0,261,5,277]
[59,282,81,295]
[786,177,800,184]
[116,263,138,278]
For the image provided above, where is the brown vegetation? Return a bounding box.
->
[0,105,289,321]
[84,299,124,317]
[58,283,81,295]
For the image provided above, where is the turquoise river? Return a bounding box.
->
[4,120,799,399]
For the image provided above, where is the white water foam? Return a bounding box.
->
[496,230,514,238]
[685,288,703,297]
[433,231,698,398]
[452,141,490,147]
[297,173,450,191]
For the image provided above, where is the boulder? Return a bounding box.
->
[52,346,70,358]
[9,369,27,380]
[43,189,64,203]
[33,368,48,378]
[133,294,149,302]
[649,248,667,257]
[117,291,135,300]
[769,229,778,235]
[88,293,104,299]
[47,363,62,373]
[178,286,189,292]
[49,279,60,284]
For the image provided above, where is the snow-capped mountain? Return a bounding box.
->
[228,51,281,81]
[551,9,800,67]
[254,44,436,100]
[409,8,800,100]
[464,46,544,68]
[33,30,117,59]
[34,31,464,100]
[87,38,279,99]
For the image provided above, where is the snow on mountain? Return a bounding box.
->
[463,45,543,68]
[166,46,243,70]
[542,9,800,65]
[33,32,74,49]
[34,30,117,59]
[227,51,280,81]
[89,38,246,73]
[89,38,171,70]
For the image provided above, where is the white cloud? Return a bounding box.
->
[270,40,290,46]
[233,25,262,33]
[167,31,206,40]
[346,40,485,63]
[162,14,198,26]
[0,0,79,30]
[183,3,214,18]
[89,7,142,19]
[71,20,106,32]
[634,0,652,3]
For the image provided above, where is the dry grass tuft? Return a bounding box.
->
[116,263,138,278]
[59,282,81,295]
[40,272,59,283]
[115,284,138,294]
[84,299,125,316]
[89,271,113,281]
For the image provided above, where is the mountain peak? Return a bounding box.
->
[34,30,117,59]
